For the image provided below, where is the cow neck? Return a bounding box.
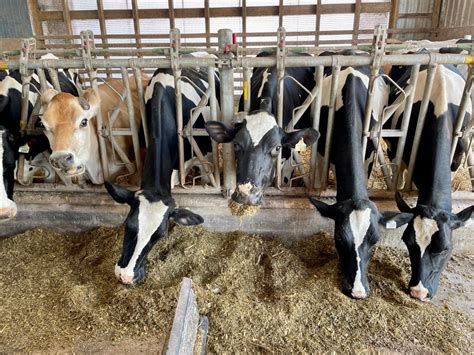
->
[140,135,173,198]
[332,79,369,203]
[414,116,453,211]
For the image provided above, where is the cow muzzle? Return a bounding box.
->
[49,151,85,176]
[0,198,17,220]
[232,183,263,206]
[410,286,430,302]
[115,262,146,286]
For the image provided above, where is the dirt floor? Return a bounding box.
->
[1,225,472,353]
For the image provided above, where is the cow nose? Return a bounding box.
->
[50,153,74,169]
[351,290,368,299]
[119,273,134,285]
[410,288,430,301]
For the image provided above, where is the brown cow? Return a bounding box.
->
[41,75,148,184]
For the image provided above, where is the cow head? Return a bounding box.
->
[0,129,17,219]
[41,88,100,177]
[206,111,319,205]
[105,182,204,285]
[381,192,474,301]
[310,197,383,299]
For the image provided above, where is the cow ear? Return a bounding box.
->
[448,205,474,230]
[395,192,413,213]
[104,181,134,205]
[309,197,337,220]
[41,89,59,105]
[379,211,414,229]
[81,88,101,115]
[283,128,320,148]
[205,121,237,143]
[170,208,204,225]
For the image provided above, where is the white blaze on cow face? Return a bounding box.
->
[413,216,439,257]
[348,208,372,296]
[115,194,168,283]
[245,111,278,147]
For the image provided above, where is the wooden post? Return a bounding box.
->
[315,0,322,46]
[165,278,201,355]
[352,0,361,47]
[168,0,175,30]
[27,0,45,48]
[96,0,112,77]
[430,0,442,40]
[204,0,211,48]
[242,0,247,48]
[131,0,142,56]
[389,0,400,39]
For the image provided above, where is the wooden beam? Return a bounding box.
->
[96,0,112,77]
[430,0,442,40]
[279,0,284,28]
[168,0,175,29]
[39,3,392,21]
[388,0,400,39]
[131,0,142,54]
[204,0,210,48]
[61,0,74,45]
[242,0,247,48]
[352,0,361,46]
[315,0,321,46]
[27,0,45,48]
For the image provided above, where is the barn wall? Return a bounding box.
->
[0,0,33,38]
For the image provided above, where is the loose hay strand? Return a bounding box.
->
[0,226,472,353]
[228,200,260,217]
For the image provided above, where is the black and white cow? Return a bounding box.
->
[206,52,319,205]
[105,56,217,285]
[0,56,80,218]
[309,51,390,299]
[382,58,474,301]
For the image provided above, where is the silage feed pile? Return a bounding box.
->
[1,226,472,353]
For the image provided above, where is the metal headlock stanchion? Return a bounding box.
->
[310,65,324,190]
[170,28,186,187]
[320,62,341,190]
[80,30,110,182]
[218,28,236,197]
[3,27,474,194]
[120,66,142,181]
[132,65,149,148]
[404,63,437,191]
[275,27,286,189]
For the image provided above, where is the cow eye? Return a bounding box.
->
[80,118,88,128]
[271,145,282,156]
[233,142,242,153]
[37,119,44,128]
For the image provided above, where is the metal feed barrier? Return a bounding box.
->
[1,26,473,197]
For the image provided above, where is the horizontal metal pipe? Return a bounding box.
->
[2,53,472,70]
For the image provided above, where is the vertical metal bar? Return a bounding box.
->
[243,66,251,112]
[392,64,420,190]
[170,29,185,187]
[120,67,142,181]
[311,65,324,190]
[467,146,474,191]
[46,68,61,91]
[450,66,473,162]
[404,64,437,191]
[207,65,220,187]
[81,30,109,181]
[276,27,286,189]
[132,67,149,147]
[321,65,341,189]
[218,29,236,196]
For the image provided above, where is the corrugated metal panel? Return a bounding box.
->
[440,0,473,28]
[0,0,33,38]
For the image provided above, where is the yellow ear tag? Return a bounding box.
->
[294,138,307,152]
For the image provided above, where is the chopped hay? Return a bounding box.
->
[1,226,472,353]
[228,199,260,217]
